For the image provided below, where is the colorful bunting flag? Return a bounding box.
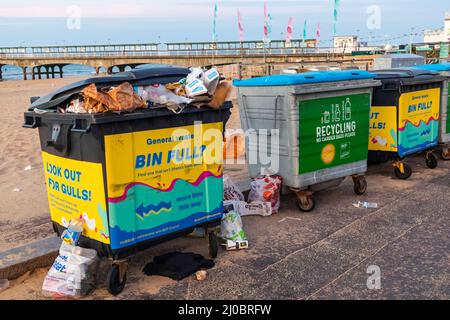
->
[238,10,245,42]
[213,2,218,42]
[286,17,294,46]
[333,0,340,36]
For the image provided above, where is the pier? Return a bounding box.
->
[0,40,382,80]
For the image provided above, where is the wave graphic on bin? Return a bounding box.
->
[398,117,439,131]
[398,118,439,156]
[108,171,223,204]
[135,201,173,220]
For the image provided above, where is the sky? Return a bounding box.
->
[0,0,448,47]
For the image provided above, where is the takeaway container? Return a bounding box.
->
[413,63,450,159]
[233,71,381,212]
[369,69,445,179]
[23,66,232,295]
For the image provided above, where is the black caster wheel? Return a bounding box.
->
[296,196,316,213]
[208,232,219,259]
[353,178,368,195]
[426,153,438,169]
[107,264,127,296]
[394,163,412,180]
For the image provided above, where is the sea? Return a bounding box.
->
[0,65,102,80]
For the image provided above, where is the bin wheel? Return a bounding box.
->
[353,177,368,195]
[394,163,412,180]
[426,153,438,169]
[208,232,219,259]
[296,196,316,213]
[107,264,127,296]
[440,149,450,161]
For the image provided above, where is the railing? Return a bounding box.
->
[0,47,378,59]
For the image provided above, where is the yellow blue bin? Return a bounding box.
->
[369,68,445,179]
[23,66,232,294]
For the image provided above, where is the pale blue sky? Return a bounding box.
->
[0,0,448,46]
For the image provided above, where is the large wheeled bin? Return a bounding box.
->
[369,69,445,179]
[23,66,231,295]
[233,71,380,212]
[413,63,450,160]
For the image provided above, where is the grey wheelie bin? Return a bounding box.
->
[413,63,450,160]
[233,71,380,212]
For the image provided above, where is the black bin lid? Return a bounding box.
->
[372,68,444,87]
[29,65,190,111]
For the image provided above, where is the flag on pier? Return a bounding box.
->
[263,1,272,43]
[213,2,218,42]
[238,10,245,42]
[302,19,308,46]
[286,17,294,46]
[316,23,321,45]
[333,0,340,36]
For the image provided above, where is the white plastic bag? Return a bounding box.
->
[219,211,247,242]
[223,175,245,202]
[43,243,98,298]
[138,85,192,107]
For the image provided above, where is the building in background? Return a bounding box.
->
[333,35,360,53]
[424,12,450,43]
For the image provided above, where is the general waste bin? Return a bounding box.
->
[413,63,450,160]
[233,71,380,212]
[23,66,232,294]
[369,68,445,179]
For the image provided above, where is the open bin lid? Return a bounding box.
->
[233,70,376,87]
[29,65,190,111]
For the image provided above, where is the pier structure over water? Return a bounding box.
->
[0,39,382,80]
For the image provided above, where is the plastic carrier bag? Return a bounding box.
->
[223,175,245,202]
[248,175,283,214]
[219,211,248,242]
[42,243,99,298]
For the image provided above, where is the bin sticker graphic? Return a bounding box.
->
[42,152,110,245]
[298,93,370,174]
[447,83,450,134]
[104,122,224,250]
[398,88,440,157]
[369,106,398,152]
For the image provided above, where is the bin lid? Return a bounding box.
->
[412,63,450,72]
[29,65,190,111]
[233,70,376,87]
[372,68,439,80]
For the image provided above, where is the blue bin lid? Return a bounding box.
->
[233,70,376,87]
[412,63,450,72]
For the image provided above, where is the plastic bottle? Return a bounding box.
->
[61,218,84,246]
[354,201,378,209]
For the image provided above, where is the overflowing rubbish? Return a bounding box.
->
[53,66,227,116]
[0,279,9,293]
[219,210,248,251]
[223,175,245,202]
[142,252,215,281]
[42,243,99,298]
[353,201,379,209]
[249,175,283,214]
[61,218,84,246]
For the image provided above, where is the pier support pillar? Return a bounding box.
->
[37,67,42,80]
[22,67,27,81]
[59,65,64,78]
[45,66,50,79]
[32,67,36,80]
[95,66,101,75]
[0,66,3,81]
